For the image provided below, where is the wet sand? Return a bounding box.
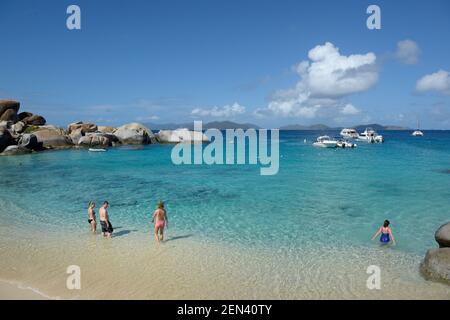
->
[0,226,449,300]
[0,281,48,300]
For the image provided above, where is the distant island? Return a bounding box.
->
[279,123,411,131]
[145,121,410,131]
[145,121,260,130]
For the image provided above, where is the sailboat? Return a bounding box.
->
[412,119,424,137]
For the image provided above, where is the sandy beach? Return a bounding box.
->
[0,221,449,300]
[0,281,48,300]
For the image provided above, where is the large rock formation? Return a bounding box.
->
[77,132,116,148]
[0,100,20,118]
[114,123,156,144]
[22,114,46,126]
[33,127,73,148]
[18,112,33,121]
[68,122,98,134]
[69,128,83,144]
[435,222,450,248]
[0,126,15,152]
[421,222,450,286]
[11,121,26,134]
[156,128,209,143]
[0,145,32,156]
[421,248,450,285]
[97,126,116,134]
[0,99,214,155]
[0,108,19,122]
[18,133,41,150]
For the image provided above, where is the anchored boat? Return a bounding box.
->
[357,128,384,143]
[313,136,338,148]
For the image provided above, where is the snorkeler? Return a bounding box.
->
[371,219,396,245]
[152,201,168,243]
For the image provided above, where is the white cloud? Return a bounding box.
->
[191,102,246,118]
[395,40,420,65]
[340,104,361,115]
[416,70,450,95]
[265,42,377,118]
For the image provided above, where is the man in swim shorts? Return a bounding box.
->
[99,201,113,237]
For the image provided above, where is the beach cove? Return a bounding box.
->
[1,130,450,299]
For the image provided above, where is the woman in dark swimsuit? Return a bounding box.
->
[87,201,96,233]
[371,220,396,245]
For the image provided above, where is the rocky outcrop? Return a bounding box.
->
[68,122,97,134]
[0,100,20,118]
[435,222,450,248]
[33,127,73,148]
[0,120,10,129]
[97,126,116,134]
[156,129,209,143]
[69,128,83,144]
[18,112,33,121]
[22,114,46,126]
[0,99,215,155]
[421,222,450,286]
[0,126,15,152]
[0,101,46,128]
[421,248,450,285]
[114,123,156,145]
[0,145,32,156]
[18,134,41,150]
[77,132,116,148]
[0,108,19,122]
[12,121,26,134]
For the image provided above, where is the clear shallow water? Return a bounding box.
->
[1,130,449,256]
[1,130,450,299]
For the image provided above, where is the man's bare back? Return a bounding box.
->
[99,207,108,222]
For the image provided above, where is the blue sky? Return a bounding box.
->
[1,0,450,128]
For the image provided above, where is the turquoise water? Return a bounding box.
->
[1,130,449,256]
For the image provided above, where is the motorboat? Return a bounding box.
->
[340,128,359,139]
[357,128,384,143]
[313,136,338,148]
[337,140,357,148]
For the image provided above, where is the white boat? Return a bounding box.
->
[88,148,107,152]
[337,140,357,148]
[357,128,384,143]
[340,128,359,139]
[412,120,424,136]
[313,136,338,148]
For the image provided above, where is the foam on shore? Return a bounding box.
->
[0,280,51,300]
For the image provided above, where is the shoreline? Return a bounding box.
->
[1,227,449,300]
[0,280,50,300]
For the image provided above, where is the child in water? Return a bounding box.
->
[371,220,396,245]
[152,201,168,243]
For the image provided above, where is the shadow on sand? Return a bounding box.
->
[113,229,138,237]
[164,234,193,243]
